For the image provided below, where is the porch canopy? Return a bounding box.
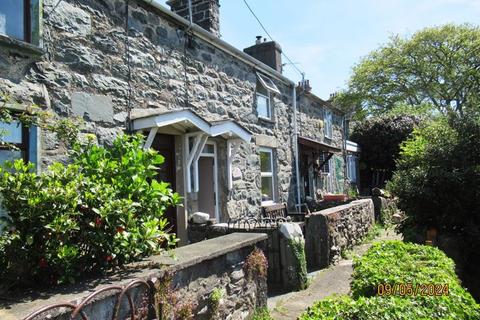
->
[131,109,252,191]
[132,109,251,143]
[298,136,342,168]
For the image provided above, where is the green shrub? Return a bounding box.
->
[301,294,480,320]
[0,134,180,287]
[209,287,224,312]
[387,114,480,298]
[300,241,480,320]
[352,241,460,297]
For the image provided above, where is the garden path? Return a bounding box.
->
[268,228,401,320]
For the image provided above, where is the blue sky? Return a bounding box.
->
[157,0,480,100]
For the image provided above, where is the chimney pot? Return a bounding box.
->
[255,36,262,45]
[167,0,221,37]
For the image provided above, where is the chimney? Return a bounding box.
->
[299,79,312,92]
[167,0,221,37]
[243,37,283,73]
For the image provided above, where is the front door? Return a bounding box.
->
[151,134,177,235]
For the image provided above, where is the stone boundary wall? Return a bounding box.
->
[188,222,308,292]
[0,233,268,320]
[305,199,374,269]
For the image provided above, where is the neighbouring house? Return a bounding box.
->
[0,0,360,245]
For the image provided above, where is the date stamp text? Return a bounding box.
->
[377,283,449,297]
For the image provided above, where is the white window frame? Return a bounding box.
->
[196,141,219,222]
[347,154,358,184]
[0,0,42,46]
[256,91,272,120]
[324,110,333,139]
[259,147,275,205]
[256,73,280,121]
[257,73,280,94]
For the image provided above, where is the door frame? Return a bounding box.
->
[197,140,219,222]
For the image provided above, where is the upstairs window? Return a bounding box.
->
[256,84,271,119]
[256,73,280,121]
[259,147,275,204]
[0,0,41,45]
[324,109,333,139]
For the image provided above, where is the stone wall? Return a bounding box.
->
[305,199,374,268]
[0,0,297,221]
[297,93,343,150]
[297,92,346,196]
[188,222,308,292]
[0,233,268,320]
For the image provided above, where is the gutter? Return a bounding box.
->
[140,0,294,86]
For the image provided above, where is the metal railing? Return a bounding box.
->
[226,217,291,231]
[24,279,151,320]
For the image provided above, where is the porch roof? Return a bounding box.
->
[131,109,252,142]
[298,136,342,153]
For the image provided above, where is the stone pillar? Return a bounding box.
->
[278,223,308,291]
[166,0,221,37]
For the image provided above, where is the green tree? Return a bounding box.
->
[336,24,480,118]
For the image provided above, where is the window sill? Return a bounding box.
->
[0,34,44,57]
[258,116,275,124]
[261,200,275,207]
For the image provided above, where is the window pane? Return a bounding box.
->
[0,121,22,144]
[202,144,214,154]
[0,0,25,41]
[256,94,270,118]
[261,176,273,202]
[0,150,22,167]
[260,151,272,173]
[320,152,330,173]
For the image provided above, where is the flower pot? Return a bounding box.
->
[323,194,347,202]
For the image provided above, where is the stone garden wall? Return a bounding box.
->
[0,233,268,320]
[305,199,374,268]
[188,222,308,292]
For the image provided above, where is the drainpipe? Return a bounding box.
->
[187,0,193,26]
[342,115,349,193]
[293,85,302,210]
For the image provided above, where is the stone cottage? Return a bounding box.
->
[0,0,359,245]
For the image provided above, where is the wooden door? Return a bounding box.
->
[151,134,177,235]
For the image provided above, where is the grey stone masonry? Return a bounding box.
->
[305,199,374,268]
[0,0,348,235]
[297,91,343,150]
[167,0,221,37]
[0,0,296,224]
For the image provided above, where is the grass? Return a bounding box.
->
[361,223,384,244]
[252,307,274,320]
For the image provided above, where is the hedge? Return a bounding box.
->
[300,241,480,320]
